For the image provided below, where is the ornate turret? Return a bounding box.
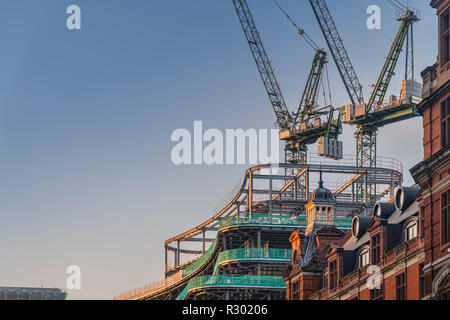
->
[305,170,336,234]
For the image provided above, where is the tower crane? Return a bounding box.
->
[232,0,343,174]
[347,9,420,202]
[309,0,421,203]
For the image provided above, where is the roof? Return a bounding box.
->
[340,186,420,275]
[308,172,335,203]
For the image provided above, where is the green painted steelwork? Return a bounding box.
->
[213,248,292,274]
[219,214,306,230]
[366,10,419,113]
[176,275,285,300]
[219,214,352,230]
[181,214,351,278]
[182,237,218,277]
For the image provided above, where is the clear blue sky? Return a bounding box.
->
[0,0,436,299]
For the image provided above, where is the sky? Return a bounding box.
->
[0,0,437,299]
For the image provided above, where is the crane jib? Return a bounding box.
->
[232,0,292,130]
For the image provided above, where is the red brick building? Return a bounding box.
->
[284,0,449,300]
[284,185,424,300]
[410,0,450,301]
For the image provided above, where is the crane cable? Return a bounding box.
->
[272,0,320,51]
[387,0,407,12]
[325,64,333,107]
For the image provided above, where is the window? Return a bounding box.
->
[441,10,450,65]
[370,286,383,300]
[358,247,370,268]
[292,280,299,300]
[420,207,425,240]
[419,263,425,299]
[322,272,328,290]
[443,33,450,65]
[441,99,450,147]
[329,260,338,290]
[371,234,381,265]
[442,190,450,245]
[443,11,450,31]
[396,273,406,300]
[405,220,418,241]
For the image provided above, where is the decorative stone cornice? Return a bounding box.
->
[410,145,450,186]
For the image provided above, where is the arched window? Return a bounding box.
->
[358,246,370,268]
[405,219,418,241]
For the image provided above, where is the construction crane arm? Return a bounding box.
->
[292,49,328,129]
[366,10,418,113]
[308,0,364,106]
[232,0,292,130]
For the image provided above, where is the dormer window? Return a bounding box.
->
[371,233,381,265]
[329,260,338,290]
[405,219,418,241]
[358,246,370,268]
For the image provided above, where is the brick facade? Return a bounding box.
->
[285,0,449,300]
[410,0,450,301]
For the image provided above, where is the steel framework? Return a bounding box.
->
[114,156,403,300]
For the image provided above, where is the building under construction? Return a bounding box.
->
[115,0,426,300]
[115,157,404,300]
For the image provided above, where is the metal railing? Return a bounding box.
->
[114,271,183,300]
[218,214,353,230]
[176,275,286,300]
[212,179,243,216]
[307,154,403,175]
[219,214,306,229]
[213,248,292,274]
[181,237,218,277]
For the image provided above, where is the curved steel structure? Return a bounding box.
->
[114,156,403,300]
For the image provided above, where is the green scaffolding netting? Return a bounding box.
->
[213,248,292,274]
[176,275,286,300]
[181,214,352,277]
